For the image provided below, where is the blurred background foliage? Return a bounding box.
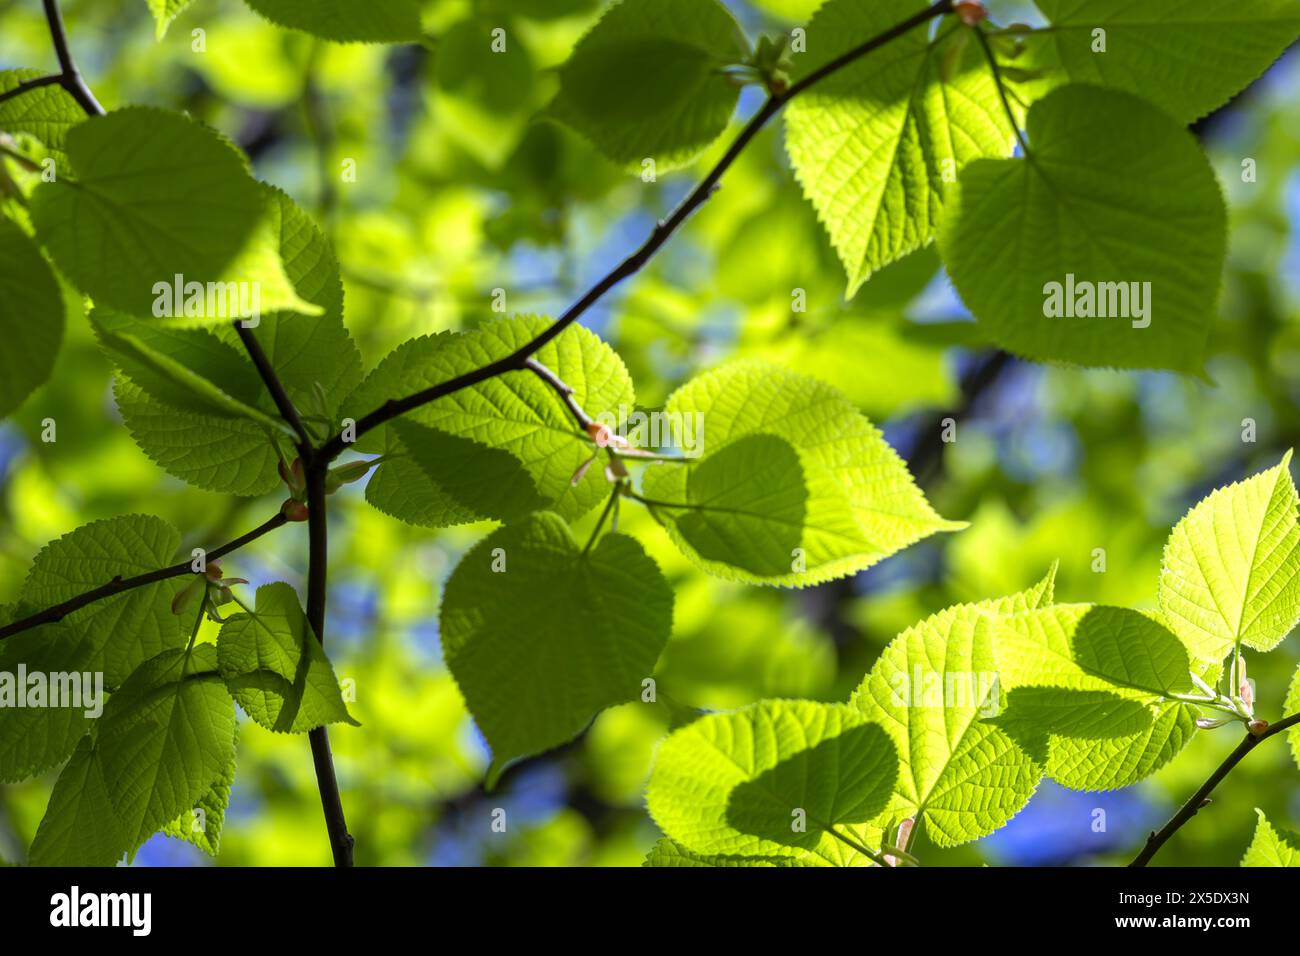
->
[0,0,1297,866]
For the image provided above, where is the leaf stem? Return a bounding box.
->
[583,486,622,557]
[826,826,891,867]
[1129,711,1300,867]
[973,24,1029,155]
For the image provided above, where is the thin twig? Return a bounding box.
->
[0,512,288,641]
[524,358,593,431]
[234,322,312,451]
[0,73,63,108]
[315,0,956,464]
[1130,712,1300,867]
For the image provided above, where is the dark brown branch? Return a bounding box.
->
[234,322,312,451]
[40,0,103,116]
[1129,712,1300,867]
[315,0,956,464]
[303,464,355,867]
[0,73,63,108]
[0,512,288,641]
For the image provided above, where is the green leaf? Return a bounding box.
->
[937,84,1226,374]
[30,107,265,315]
[30,645,236,865]
[848,575,1055,848]
[343,317,634,527]
[1025,0,1300,124]
[439,512,673,785]
[217,583,357,733]
[785,3,1015,294]
[1158,452,1300,664]
[92,311,295,437]
[160,729,236,856]
[145,0,196,39]
[641,360,963,586]
[0,621,98,783]
[0,69,83,163]
[26,735,127,866]
[115,188,361,494]
[0,218,64,418]
[549,0,747,171]
[749,0,821,20]
[244,0,424,43]
[993,605,1201,790]
[646,700,897,866]
[643,837,806,867]
[1241,809,1300,867]
[20,515,186,686]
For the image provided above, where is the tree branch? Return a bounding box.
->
[0,512,288,641]
[315,0,956,464]
[40,0,103,117]
[234,322,312,451]
[303,463,355,867]
[1129,712,1300,867]
[524,358,593,431]
[0,73,63,108]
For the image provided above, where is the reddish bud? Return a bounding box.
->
[204,559,224,581]
[281,498,310,522]
[1248,719,1269,736]
[955,1,987,26]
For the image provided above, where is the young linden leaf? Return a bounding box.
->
[243,0,425,43]
[749,0,821,20]
[145,0,196,39]
[216,582,358,734]
[1158,452,1300,664]
[1241,809,1300,867]
[91,645,236,854]
[0,69,82,164]
[548,0,748,171]
[30,645,236,865]
[785,0,1016,295]
[342,317,634,527]
[115,188,362,495]
[994,604,1202,790]
[153,185,327,326]
[643,837,807,867]
[29,107,265,315]
[848,574,1056,848]
[0,218,64,418]
[646,700,898,866]
[27,735,129,866]
[1025,0,1300,124]
[937,84,1227,374]
[0,620,96,783]
[92,311,293,437]
[439,512,673,786]
[20,515,186,687]
[641,360,964,587]
[160,729,236,857]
